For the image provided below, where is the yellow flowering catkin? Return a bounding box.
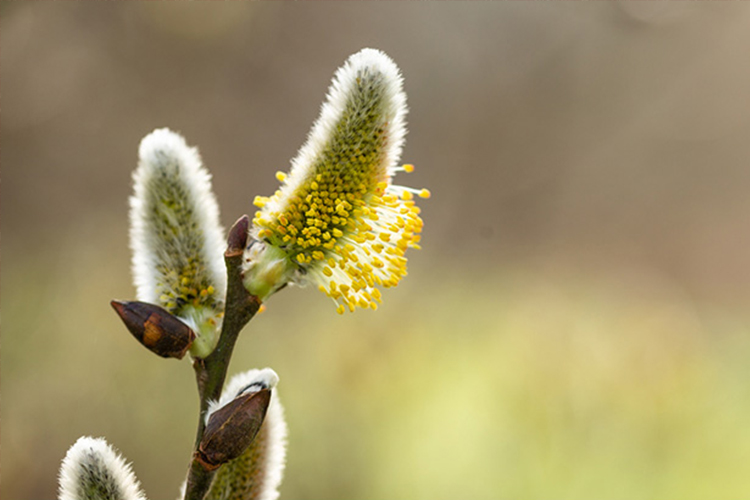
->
[244,48,429,313]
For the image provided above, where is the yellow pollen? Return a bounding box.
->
[403,164,415,173]
[275,171,288,182]
[419,189,431,199]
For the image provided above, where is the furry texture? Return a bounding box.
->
[58,437,147,500]
[263,47,407,218]
[130,128,226,354]
[200,369,288,500]
[245,48,426,312]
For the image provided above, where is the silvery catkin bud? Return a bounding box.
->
[130,128,226,358]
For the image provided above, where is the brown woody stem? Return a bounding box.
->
[183,216,261,500]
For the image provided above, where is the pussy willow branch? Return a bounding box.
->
[184,215,261,500]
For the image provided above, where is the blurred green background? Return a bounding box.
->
[4,2,750,499]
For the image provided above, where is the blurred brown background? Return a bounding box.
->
[3,3,750,499]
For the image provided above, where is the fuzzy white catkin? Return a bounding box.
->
[59,437,147,500]
[130,128,226,355]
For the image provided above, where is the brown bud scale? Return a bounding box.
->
[226,215,250,257]
[198,388,271,468]
[110,300,196,359]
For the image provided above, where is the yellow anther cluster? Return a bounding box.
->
[253,159,424,313]
[157,263,219,313]
[146,176,224,317]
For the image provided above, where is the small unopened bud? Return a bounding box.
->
[111,300,196,359]
[242,241,296,301]
[226,214,250,256]
[198,388,271,470]
[203,368,286,500]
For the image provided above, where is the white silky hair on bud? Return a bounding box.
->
[130,128,226,333]
[263,47,407,218]
[190,368,287,500]
[58,437,147,500]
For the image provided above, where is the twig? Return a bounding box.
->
[183,215,260,500]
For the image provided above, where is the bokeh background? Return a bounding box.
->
[4,2,750,499]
